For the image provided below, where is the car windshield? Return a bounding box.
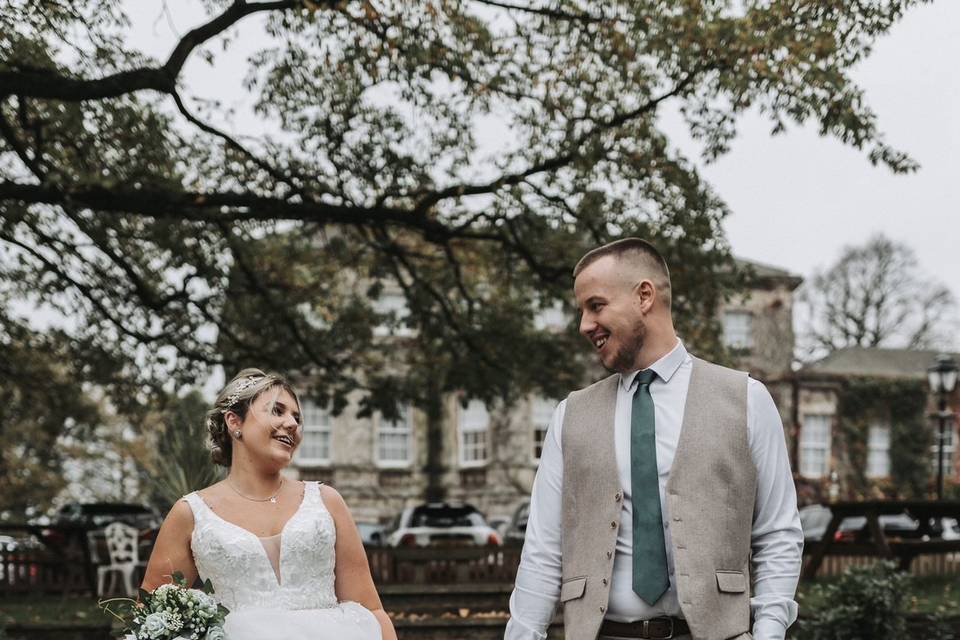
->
[409,507,485,528]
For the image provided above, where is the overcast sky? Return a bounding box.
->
[132,1,959,329]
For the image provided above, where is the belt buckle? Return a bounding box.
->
[647,617,674,640]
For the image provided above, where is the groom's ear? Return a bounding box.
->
[635,279,656,313]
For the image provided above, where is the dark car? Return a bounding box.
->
[41,503,162,556]
[503,501,530,546]
[51,503,161,530]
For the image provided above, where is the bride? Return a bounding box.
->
[142,368,396,640]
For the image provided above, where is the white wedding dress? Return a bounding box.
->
[181,482,382,640]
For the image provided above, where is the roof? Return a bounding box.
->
[735,258,804,290]
[801,347,960,380]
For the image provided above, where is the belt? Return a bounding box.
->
[598,617,690,639]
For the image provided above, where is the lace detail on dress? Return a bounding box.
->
[182,482,338,612]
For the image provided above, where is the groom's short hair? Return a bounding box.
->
[573,238,672,308]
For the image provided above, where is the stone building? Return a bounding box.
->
[287,257,807,526]
[790,347,960,503]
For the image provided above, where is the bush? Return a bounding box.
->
[800,561,909,640]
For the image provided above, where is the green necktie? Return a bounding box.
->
[631,369,670,605]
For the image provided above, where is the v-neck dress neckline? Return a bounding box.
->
[192,482,309,587]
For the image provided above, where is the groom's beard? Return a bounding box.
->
[606,318,647,374]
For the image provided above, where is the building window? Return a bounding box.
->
[459,400,489,467]
[297,400,332,465]
[799,414,831,479]
[722,311,753,350]
[866,422,891,479]
[532,397,554,462]
[377,405,413,467]
[932,424,956,477]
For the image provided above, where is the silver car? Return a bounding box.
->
[385,503,502,548]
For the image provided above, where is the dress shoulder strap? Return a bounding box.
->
[180,492,210,524]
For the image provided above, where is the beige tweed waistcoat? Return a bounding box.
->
[560,357,756,640]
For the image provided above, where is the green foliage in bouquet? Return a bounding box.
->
[100,571,228,640]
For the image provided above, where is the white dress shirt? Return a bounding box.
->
[505,340,803,640]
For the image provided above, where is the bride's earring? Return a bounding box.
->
[234,429,243,440]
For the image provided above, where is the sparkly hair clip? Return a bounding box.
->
[223,375,261,409]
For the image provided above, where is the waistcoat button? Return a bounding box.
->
[607,550,613,558]
[610,521,617,529]
[602,578,608,585]
[615,491,623,502]
[599,606,606,613]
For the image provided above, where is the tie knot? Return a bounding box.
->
[633,369,657,389]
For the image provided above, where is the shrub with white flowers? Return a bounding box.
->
[100,571,229,640]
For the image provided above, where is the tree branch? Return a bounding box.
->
[0,180,501,242]
[468,0,617,24]
[0,1,302,101]
[412,70,700,215]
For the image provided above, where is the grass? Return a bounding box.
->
[1,576,958,629]
[0,595,114,628]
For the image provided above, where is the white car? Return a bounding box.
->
[385,503,502,548]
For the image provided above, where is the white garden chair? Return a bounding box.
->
[96,521,145,596]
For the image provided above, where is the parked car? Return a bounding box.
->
[940,517,960,541]
[503,501,530,546]
[799,504,923,543]
[0,534,19,552]
[50,503,162,530]
[385,503,502,548]
[40,503,162,554]
[357,522,388,547]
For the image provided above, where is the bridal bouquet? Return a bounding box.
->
[100,571,229,640]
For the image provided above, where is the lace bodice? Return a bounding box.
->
[182,482,338,612]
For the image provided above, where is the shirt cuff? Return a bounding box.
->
[504,616,549,640]
[752,616,788,640]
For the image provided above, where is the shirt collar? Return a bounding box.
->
[619,339,688,391]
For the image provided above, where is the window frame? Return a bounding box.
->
[296,400,333,466]
[375,404,414,469]
[721,310,754,351]
[799,413,832,479]
[458,400,489,468]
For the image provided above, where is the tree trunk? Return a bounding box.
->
[423,381,447,503]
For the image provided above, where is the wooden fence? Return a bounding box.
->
[2,523,958,596]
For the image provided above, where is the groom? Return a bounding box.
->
[505,239,803,640]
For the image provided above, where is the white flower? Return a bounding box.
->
[163,611,184,632]
[142,612,171,639]
[204,626,226,640]
[153,584,175,600]
[191,591,218,615]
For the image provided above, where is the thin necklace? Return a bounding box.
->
[227,477,284,504]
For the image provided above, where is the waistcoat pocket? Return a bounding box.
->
[715,570,747,593]
[560,576,587,602]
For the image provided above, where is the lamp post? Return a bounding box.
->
[927,354,958,500]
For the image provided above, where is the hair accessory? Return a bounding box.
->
[224,375,261,408]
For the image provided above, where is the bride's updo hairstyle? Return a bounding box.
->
[206,368,302,467]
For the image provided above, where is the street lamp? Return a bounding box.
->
[927,354,958,500]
